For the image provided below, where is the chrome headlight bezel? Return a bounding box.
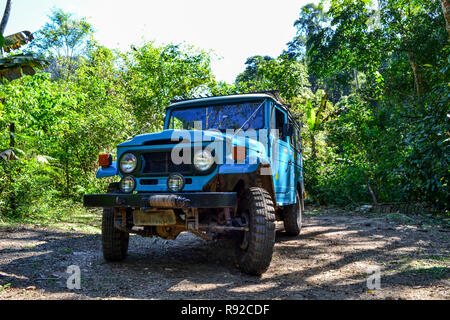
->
[119,175,136,193]
[119,152,137,174]
[167,173,185,192]
[192,149,214,172]
[193,149,214,172]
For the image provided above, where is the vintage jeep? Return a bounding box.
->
[84,93,304,275]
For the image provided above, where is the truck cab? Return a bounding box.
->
[84,93,304,275]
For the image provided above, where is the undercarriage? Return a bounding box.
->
[88,186,300,275]
[111,206,249,241]
[85,192,246,240]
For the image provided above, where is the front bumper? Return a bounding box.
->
[83,192,237,209]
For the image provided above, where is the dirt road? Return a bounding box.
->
[0,211,448,300]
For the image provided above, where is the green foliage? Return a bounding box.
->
[234,1,448,211]
[30,8,93,60]
[284,0,449,210]
[286,2,326,60]
[236,56,275,83]
[236,54,309,102]
[1,2,448,223]
[0,9,216,220]
[29,8,94,79]
[122,43,215,133]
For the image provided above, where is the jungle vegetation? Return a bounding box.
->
[0,0,448,223]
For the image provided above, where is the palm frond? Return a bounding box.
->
[3,31,33,52]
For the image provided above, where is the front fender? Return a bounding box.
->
[96,163,118,178]
[218,153,271,175]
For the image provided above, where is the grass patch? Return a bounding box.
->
[303,209,324,216]
[303,205,449,229]
[0,283,11,294]
[0,200,101,234]
[401,266,449,280]
[395,254,450,280]
[381,212,450,229]
[303,205,348,216]
[425,255,449,262]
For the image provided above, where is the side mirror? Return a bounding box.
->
[282,123,294,137]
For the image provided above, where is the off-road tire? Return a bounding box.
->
[102,208,129,261]
[283,190,302,236]
[236,187,276,275]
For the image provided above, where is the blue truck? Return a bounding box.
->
[84,92,304,275]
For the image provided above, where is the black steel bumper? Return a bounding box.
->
[83,192,237,209]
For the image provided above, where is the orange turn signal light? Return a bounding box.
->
[99,153,112,167]
[233,146,246,161]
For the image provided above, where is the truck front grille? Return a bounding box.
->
[141,151,191,175]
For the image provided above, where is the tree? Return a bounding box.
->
[292,0,449,208]
[122,43,215,133]
[302,0,447,99]
[0,0,49,216]
[235,56,274,83]
[286,2,326,60]
[0,0,11,36]
[440,0,450,38]
[30,8,93,79]
[235,54,309,102]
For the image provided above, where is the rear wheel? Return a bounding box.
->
[283,190,302,236]
[102,208,129,261]
[236,187,276,275]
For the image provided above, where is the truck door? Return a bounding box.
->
[270,106,291,204]
[288,120,301,205]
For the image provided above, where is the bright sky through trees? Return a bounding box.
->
[4,0,314,83]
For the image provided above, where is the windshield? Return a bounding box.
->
[167,101,265,131]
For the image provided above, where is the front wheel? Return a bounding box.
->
[282,190,302,236]
[236,187,276,275]
[102,208,129,261]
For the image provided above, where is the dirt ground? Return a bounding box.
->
[0,209,448,300]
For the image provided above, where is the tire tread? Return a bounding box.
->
[102,208,129,261]
[237,187,276,275]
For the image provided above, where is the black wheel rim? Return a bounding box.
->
[296,193,301,226]
[240,212,250,250]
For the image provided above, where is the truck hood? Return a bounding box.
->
[117,129,265,152]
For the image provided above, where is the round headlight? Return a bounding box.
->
[167,174,185,192]
[193,149,214,172]
[120,153,137,173]
[120,176,136,193]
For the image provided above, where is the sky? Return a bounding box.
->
[3,0,314,83]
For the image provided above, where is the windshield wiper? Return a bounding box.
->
[234,99,266,136]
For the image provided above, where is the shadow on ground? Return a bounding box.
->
[0,214,448,300]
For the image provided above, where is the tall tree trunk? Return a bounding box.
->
[64,157,70,197]
[440,0,450,39]
[310,133,317,160]
[0,0,12,35]
[8,122,16,215]
[353,68,359,91]
[361,170,378,205]
[406,50,424,97]
[9,122,14,147]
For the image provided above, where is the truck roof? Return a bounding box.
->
[167,92,300,126]
[168,93,284,110]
